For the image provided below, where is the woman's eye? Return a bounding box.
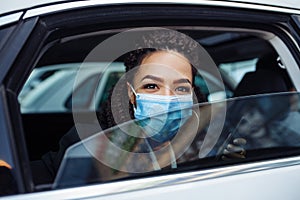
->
[175,86,191,93]
[143,84,158,90]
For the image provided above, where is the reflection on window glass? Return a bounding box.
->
[54,93,300,189]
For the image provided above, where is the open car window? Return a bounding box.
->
[18,62,126,113]
[17,25,300,193]
[18,28,282,114]
[18,62,230,113]
[54,92,300,189]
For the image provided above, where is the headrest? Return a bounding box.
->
[233,51,290,97]
[256,52,280,71]
[233,70,288,97]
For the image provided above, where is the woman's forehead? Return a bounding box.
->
[137,51,192,78]
[141,50,190,66]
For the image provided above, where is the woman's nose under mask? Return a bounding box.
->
[130,85,193,143]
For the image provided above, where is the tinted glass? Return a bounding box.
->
[54,93,300,188]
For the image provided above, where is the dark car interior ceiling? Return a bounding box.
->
[37,30,273,67]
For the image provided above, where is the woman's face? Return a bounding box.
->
[128,50,193,101]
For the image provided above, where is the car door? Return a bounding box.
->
[1,1,300,199]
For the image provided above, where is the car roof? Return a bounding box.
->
[1,0,300,16]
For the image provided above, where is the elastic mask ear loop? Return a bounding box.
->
[128,83,137,111]
[128,83,137,96]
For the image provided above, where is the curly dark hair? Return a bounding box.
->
[98,29,206,129]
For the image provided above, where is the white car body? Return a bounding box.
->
[1,1,300,200]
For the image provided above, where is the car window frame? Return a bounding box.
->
[0,19,41,194]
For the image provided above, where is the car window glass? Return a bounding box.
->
[54,92,300,189]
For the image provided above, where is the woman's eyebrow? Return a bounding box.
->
[173,78,192,85]
[140,75,191,85]
[141,75,163,82]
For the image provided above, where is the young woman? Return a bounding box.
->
[32,29,207,185]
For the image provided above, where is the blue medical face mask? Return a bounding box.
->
[130,85,193,143]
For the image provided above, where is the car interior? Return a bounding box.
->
[18,26,300,188]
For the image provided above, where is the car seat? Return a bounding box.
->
[233,52,289,97]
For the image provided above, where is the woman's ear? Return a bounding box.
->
[127,82,136,105]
